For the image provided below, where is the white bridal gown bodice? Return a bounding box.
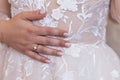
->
[0,0,120,80]
[9,0,109,44]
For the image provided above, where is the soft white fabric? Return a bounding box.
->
[0,0,120,80]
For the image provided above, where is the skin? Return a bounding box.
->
[0,0,70,63]
[0,0,119,63]
[110,0,120,24]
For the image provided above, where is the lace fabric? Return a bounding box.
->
[0,0,120,80]
[9,0,109,45]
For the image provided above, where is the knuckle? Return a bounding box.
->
[52,49,58,55]
[28,52,37,59]
[59,40,66,46]
[26,27,37,34]
[40,37,46,42]
[54,28,63,35]
[45,48,52,54]
[46,48,57,55]
[39,57,46,62]
[58,30,64,36]
[40,47,52,55]
[33,10,40,16]
[31,53,42,61]
[39,27,48,35]
[50,39,58,44]
[54,39,61,46]
[47,39,60,46]
[36,56,42,61]
[45,38,51,44]
[46,27,55,35]
[30,53,36,58]
[28,53,33,58]
[52,28,59,35]
[24,51,45,62]
[42,47,47,53]
[39,37,51,45]
[37,46,44,53]
[33,28,39,33]
[24,50,29,55]
[22,30,31,40]
[45,28,51,34]
[25,50,48,62]
[29,36,35,42]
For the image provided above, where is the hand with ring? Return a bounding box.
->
[0,10,71,63]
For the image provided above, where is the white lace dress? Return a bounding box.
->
[0,0,120,80]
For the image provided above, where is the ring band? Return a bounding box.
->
[33,44,39,52]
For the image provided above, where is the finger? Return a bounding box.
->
[19,10,46,21]
[27,51,50,63]
[35,27,69,37]
[34,45,63,56]
[29,44,63,56]
[34,36,70,47]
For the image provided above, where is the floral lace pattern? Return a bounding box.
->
[9,0,110,44]
[0,0,120,80]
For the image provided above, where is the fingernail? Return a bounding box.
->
[65,43,71,47]
[64,33,69,37]
[40,8,46,14]
[45,60,51,63]
[57,52,63,56]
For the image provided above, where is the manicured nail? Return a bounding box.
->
[45,60,51,63]
[65,43,71,47]
[40,8,46,14]
[57,52,63,56]
[64,33,69,37]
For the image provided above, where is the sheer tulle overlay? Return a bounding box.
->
[0,0,120,80]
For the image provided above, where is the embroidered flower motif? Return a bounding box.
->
[57,0,78,12]
[51,8,63,20]
[24,60,33,77]
[39,15,58,27]
[111,70,120,78]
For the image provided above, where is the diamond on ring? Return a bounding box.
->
[33,44,39,51]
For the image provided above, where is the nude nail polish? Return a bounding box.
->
[45,60,51,63]
[40,8,46,14]
[57,52,63,56]
[65,43,71,47]
[64,33,69,37]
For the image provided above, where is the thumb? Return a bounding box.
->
[19,10,46,21]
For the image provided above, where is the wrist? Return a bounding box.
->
[0,13,10,42]
[0,20,5,43]
[0,20,10,43]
